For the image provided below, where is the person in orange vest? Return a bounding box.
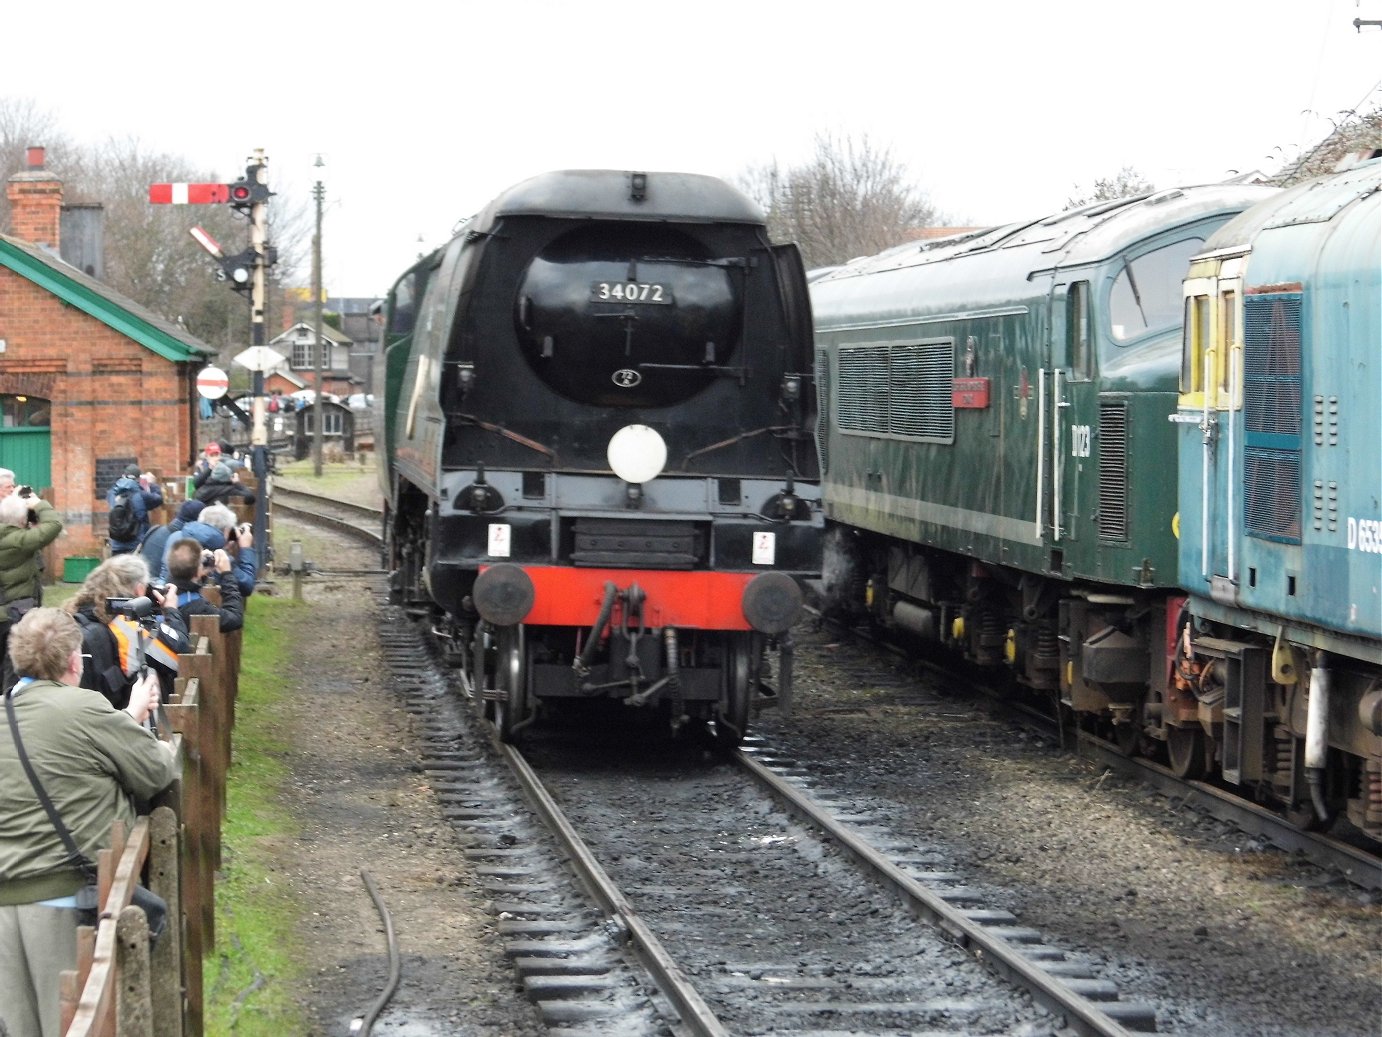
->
[63,555,188,707]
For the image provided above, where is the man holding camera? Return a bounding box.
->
[106,464,163,557]
[0,488,63,694]
[0,607,176,1037]
[157,503,257,598]
[166,539,244,633]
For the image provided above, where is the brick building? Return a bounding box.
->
[0,147,212,560]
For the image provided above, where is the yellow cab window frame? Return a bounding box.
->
[1180,255,1243,412]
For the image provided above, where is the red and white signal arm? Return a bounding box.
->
[196,365,230,400]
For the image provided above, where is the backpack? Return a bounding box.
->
[73,612,131,709]
[108,491,139,543]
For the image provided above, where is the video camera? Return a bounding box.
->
[107,595,158,630]
[106,595,169,738]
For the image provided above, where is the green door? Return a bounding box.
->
[0,395,53,490]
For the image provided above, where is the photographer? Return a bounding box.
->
[167,539,243,634]
[0,608,176,1037]
[193,462,255,508]
[106,464,163,556]
[158,503,257,598]
[0,489,63,694]
[64,555,189,708]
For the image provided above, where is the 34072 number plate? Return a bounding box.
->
[590,281,673,304]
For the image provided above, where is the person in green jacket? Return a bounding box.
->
[0,607,177,1037]
[0,490,63,693]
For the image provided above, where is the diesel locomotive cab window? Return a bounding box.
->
[1068,281,1092,379]
[513,223,740,408]
[1182,294,1211,393]
[1109,237,1205,343]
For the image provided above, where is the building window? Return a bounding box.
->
[304,409,343,436]
[0,394,51,427]
[291,341,320,370]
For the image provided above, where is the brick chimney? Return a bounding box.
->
[6,145,63,249]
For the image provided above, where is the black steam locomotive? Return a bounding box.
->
[378,170,823,743]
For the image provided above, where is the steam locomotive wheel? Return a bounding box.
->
[1167,725,1207,780]
[493,624,529,744]
[715,633,752,749]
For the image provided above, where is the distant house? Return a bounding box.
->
[264,321,359,399]
[0,147,213,559]
[327,296,383,395]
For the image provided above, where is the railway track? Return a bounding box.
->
[372,605,1156,1035]
[819,614,1382,892]
[273,492,1378,1034]
[279,486,1378,892]
[273,485,383,549]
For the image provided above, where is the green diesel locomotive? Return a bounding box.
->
[813,184,1277,746]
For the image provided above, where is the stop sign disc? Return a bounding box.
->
[196,365,230,400]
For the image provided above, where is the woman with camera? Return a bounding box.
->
[0,488,63,694]
[63,555,189,708]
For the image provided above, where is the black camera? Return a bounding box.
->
[107,596,156,627]
[201,550,216,569]
[16,485,33,499]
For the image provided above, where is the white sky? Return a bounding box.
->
[5,0,1379,298]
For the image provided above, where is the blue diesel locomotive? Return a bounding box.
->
[1172,158,1380,837]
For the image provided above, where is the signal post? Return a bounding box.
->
[150,150,276,575]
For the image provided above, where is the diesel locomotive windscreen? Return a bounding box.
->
[514,224,741,407]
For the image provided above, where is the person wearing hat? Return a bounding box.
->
[105,464,163,556]
[190,442,223,490]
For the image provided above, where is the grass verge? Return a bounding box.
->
[275,457,379,508]
[204,594,311,1035]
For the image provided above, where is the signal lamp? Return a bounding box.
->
[218,250,257,293]
[226,169,270,211]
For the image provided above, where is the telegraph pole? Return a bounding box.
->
[312,157,325,477]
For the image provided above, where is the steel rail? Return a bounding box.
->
[816,612,1381,891]
[736,749,1141,1037]
[499,743,731,1037]
[272,498,382,548]
[273,486,382,521]
[1076,732,1382,890]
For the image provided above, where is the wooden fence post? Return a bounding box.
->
[148,806,184,1037]
[165,682,205,1034]
[115,907,152,1034]
[180,633,218,953]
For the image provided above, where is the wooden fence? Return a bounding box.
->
[59,611,240,1037]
